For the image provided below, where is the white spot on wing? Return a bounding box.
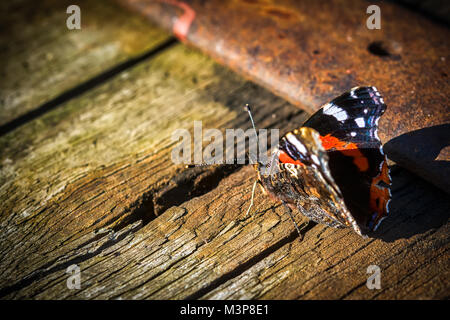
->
[350,132,357,137]
[323,103,348,122]
[286,133,307,155]
[355,117,365,128]
[322,103,332,112]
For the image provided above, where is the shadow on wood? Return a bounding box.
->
[369,165,450,242]
[384,124,450,192]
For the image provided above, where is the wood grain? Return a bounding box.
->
[0,5,448,299]
[4,166,448,299]
[0,43,307,298]
[0,0,171,127]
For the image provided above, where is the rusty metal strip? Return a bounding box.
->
[118,0,450,192]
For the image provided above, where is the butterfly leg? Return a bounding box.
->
[245,180,258,217]
[281,200,305,241]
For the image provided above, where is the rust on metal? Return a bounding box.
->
[118,0,450,192]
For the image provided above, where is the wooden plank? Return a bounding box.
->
[0,27,447,299]
[202,169,450,300]
[0,43,307,298]
[0,0,171,128]
[4,166,448,299]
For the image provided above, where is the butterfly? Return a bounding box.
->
[247,86,391,237]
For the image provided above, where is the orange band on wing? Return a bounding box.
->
[369,160,390,220]
[279,150,304,165]
[319,134,355,150]
[319,134,369,172]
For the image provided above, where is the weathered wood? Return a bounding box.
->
[0,6,448,299]
[0,0,171,127]
[0,43,307,298]
[202,168,450,300]
[3,166,449,299]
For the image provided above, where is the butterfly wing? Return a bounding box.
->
[303,86,391,233]
[259,127,363,235]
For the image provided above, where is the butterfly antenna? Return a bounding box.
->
[244,104,261,218]
[245,104,258,139]
[268,148,279,177]
[245,104,259,164]
[185,159,242,168]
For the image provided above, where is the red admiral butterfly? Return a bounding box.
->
[247,86,391,237]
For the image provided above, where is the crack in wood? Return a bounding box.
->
[186,223,317,300]
[0,38,178,136]
[154,164,241,215]
[0,221,142,298]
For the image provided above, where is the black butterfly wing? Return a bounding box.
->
[303,86,386,149]
[303,86,391,234]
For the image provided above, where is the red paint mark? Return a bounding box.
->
[279,150,304,166]
[369,160,390,221]
[161,0,196,41]
[319,134,369,172]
